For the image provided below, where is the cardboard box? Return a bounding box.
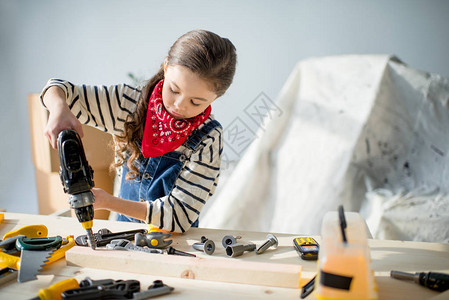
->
[28,94,114,219]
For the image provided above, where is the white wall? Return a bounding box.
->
[1,0,448,214]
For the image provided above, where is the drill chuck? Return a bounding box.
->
[70,194,97,249]
[68,192,95,210]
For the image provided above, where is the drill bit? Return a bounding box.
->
[85,228,97,250]
[391,270,417,282]
[390,271,419,283]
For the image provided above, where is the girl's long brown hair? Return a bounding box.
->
[113,29,237,180]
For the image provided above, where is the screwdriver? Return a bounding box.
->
[390,270,449,292]
[30,278,79,300]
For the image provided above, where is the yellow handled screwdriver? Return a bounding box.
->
[30,278,79,300]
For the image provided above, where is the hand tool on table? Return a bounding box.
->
[0,235,74,271]
[62,278,140,299]
[0,267,18,286]
[147,225,172,233]
[106,239,164,254]
[45,235,76,265]
[293,237,319,260]
[192,236,215,255]
[133,280,174,300]
[225,243,256,257]
[16,235,63,282]
[2,224,48,240]
[221,235,241,248]
[167,246,196,257]
[30,278,79,300]
[300,275,316,299]
[78,277,115,287]
[135,232,172,249]
[57,129,97,249]
[0,230,22,284]
[391,270,449,292]
[0,235,26,255]
[76,228,147,247]
[315,206,377,300]
[256,234,278,254]
[0,225,49,255]
[1,247,20,267]
[106,239,195,257]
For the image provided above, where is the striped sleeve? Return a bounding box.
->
[146,123,223,233]
[40,78,141,134]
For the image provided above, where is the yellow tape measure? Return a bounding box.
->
[293,237,319,260]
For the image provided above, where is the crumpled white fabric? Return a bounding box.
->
[201,55,449,243]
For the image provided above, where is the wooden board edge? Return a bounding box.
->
[66,246,301,289]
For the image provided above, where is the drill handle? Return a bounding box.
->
[419,272,449,292]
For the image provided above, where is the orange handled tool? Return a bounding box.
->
[30,278,79,300]
[2,224,48,240]
[45,235,76,266]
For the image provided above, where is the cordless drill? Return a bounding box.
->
[57,129,97,249]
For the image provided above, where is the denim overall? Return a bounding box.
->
[117,119,221,229]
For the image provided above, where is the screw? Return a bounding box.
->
[226,243,256,257]
[256,234,278,254]
[192,236,215,255]
[221,235,242,248]
[166,246,196,257]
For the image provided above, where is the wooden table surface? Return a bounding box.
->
[0,212,448,299]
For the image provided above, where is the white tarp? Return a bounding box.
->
[202,55,449,243]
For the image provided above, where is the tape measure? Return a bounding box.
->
[293,237,319,260]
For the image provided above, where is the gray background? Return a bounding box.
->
[1,0,448,214]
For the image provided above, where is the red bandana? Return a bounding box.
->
[142,79,211,157]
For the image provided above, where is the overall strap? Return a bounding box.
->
[183,119,221,152]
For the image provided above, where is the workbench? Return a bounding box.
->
[0,212,448,299]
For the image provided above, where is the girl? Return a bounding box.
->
[41,29,237,233]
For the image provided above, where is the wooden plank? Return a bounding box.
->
[66,246,302,289]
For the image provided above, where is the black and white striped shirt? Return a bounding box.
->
[40,78,223,233]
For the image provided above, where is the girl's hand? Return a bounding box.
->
[92,188,147,221]
[92,188,113,211]
[42,86,84,149]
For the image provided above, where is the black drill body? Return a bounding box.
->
[391,270,449,292]
[57,129,97,249]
